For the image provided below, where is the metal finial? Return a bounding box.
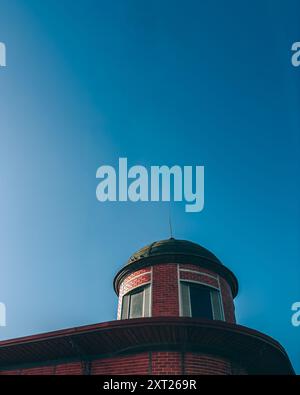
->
[168,203,173,239]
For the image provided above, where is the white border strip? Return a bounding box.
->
[179,268,218,280]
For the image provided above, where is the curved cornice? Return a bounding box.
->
[113,253,239,297]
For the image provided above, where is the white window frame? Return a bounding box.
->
[179,280,224,321]
[121,282,151,319]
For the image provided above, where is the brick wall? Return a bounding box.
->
[91,353,149,375]
[0,352,247,375]
[184,353,232,375]
[117,262,236,322]
[152,264,179,316]
[151,352,182,375]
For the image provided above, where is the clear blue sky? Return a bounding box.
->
[0,0,299,373]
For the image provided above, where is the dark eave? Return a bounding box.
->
[0,317,294,375]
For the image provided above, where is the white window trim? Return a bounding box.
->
[179,279,224,320]
[121,281,152,319]
[180,278,219,291]
[217,275,226,321]
[122,280,151,297]
[150,266,153,317]
[118,270,152,320]
[179,268,218,280]
[177,264,181,316]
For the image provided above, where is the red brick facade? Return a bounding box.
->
[152,264,179,316]
[117,262,236,323]
[0,352,246,375]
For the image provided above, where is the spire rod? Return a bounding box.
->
[168,203,174,239]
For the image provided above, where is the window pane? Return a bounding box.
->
[181,282,191,316]
[211,289,223,320]
[129,288,144,318]
[189,283,213,319]
[144,285,151,317]
[121,294,130,319]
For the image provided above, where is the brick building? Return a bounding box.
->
[0,238,295,375]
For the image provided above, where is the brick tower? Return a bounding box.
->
[113,238,294,375]
[0,238,295,375]
[115,238,237,323]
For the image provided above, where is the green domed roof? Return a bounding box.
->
[114,237,238,297]
[126,238,222,266]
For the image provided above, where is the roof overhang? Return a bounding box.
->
[0,317,294,374]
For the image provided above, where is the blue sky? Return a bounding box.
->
[0,0,299,372]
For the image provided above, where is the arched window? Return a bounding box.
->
[180,281,224,320]
[121,284,151,319]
